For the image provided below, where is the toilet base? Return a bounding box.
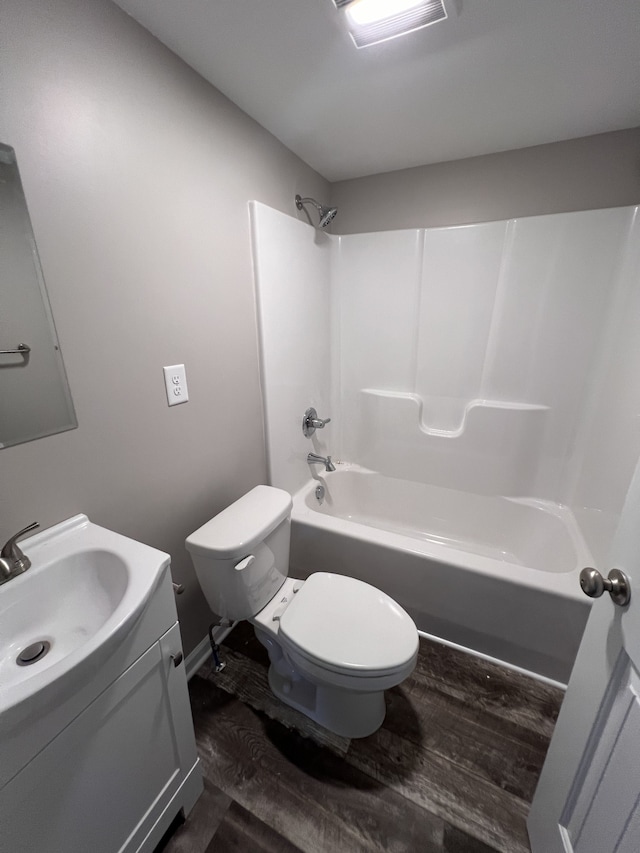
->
[268,666,386,739]
[254,626,386,738]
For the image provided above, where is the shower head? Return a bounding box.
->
[295,195,338,229]
[318,205,338,228]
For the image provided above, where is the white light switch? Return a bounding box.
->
[163,364,189,406]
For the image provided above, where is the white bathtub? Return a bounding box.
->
[290,465,591,685]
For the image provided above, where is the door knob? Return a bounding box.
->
[579,567,631,607]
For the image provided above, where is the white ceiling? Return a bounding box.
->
[113,0,640,182]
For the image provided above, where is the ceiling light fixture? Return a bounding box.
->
[334,0,447,48]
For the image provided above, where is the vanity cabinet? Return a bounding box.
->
[1,572,203,853]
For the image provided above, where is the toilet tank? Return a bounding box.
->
[186,485,292,620]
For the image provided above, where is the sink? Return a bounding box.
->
[0,514,170,718]
[0,516,202,852]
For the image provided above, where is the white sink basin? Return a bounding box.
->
[0,515,170,718]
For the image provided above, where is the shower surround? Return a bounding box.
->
[251,201,640,683]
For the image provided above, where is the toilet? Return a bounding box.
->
[186,485,419,738]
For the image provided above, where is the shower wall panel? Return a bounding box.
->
[482,208,631,498]
[337,206,639,505]
[250,202,333,494]
[336,230,423,395]
[333,230,423,465]
[566,207,640,561]
[252,201,640,558]
[416,220,507,431]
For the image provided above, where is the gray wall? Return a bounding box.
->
[331,128,640,233]
[0,0,328,653]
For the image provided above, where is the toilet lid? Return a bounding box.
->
[278,572,418,676]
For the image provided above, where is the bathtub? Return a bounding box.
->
[289,465,591,685]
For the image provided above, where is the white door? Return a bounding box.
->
[527,461,640,852]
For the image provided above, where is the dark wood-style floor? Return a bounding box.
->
[159,624,563,853]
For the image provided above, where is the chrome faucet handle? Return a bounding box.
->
[1,521,40,569]
[302,407,331,437]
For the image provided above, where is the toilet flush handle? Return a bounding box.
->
[235,554,255,572]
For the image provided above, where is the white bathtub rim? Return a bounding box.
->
[293,472,588,604]
[294,507,583,602]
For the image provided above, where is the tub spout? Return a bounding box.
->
[307,452,336,472]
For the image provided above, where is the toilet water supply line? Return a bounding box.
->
[208,618,233,673]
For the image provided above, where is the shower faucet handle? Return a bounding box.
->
[302,407,331,437]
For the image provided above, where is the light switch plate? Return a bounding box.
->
[163,364,189,406]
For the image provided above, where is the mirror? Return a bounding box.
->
[0,142,77,448]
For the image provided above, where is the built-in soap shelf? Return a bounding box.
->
[354,390,550,495]
[360,389,549,437]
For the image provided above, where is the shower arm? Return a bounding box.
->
[295,194,337,229]
[296,196,322,213]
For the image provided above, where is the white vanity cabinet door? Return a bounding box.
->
[158,624,199,779]
[1,622,200,853]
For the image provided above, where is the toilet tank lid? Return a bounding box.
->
[185,485,293,560]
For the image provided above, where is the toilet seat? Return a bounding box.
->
[278,572,418,680]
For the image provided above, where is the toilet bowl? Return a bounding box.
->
[186,485,418,738]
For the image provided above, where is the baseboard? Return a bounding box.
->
[417,629,568,691]
[185,622,237,681]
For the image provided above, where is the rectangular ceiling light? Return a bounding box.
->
[335,0,447,48]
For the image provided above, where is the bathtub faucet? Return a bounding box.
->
[307,452,336,472]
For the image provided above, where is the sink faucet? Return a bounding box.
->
[0,522,39,585]
[307,452,336,472]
